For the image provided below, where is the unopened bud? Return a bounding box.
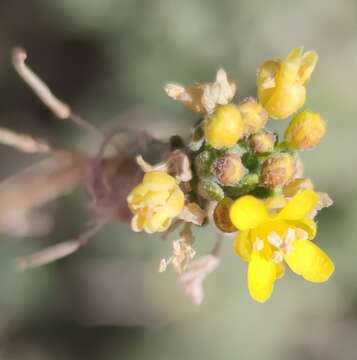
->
[238,97,268,136]
[194,150,214,178]
[284,111,326,150]
[213,198,236,233]
[197,179,224,201]
[261,153,296,187]
[204,104,244,149]
[250,130,276,154]
[211,153,246,186]
[283,177,314,197]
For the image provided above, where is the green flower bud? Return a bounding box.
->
[194,150,214,178]
[261,153,296,187]
[197,179,224,201]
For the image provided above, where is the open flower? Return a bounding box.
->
[257,48,318,119]
[230,190,334,303]
[127,171,185,233]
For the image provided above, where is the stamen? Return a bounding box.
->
[267,232,282,248]
[253,237,264,251]
[272,251,283,263]
[295,228,308,240]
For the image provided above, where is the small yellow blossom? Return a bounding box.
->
[230,190,334,302]
[204,104,244,149]
[285,111,326,150]
[257,48,318,119]
[127,171,185,233]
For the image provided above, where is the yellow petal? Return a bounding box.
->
[131,213,145,232]
[143,171,176,191]
[164,187,185,217]
[286,218,317,240]
[247,251,278,303]
[276,48,302,87]
[284,240,334,282]
[145,190,170,207]
[275,262,285,279]
[263,84,306,119]
[230,196,268,230]
[127,183,149,206]
[277,190,319,221]
[234,230,252,262]
[144,212,170,233]
[299,51,318,85]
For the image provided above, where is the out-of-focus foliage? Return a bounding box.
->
[0,0,356,359]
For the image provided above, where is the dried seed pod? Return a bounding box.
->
[213,198,236,233]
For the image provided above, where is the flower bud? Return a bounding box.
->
[284,111,326,150]
[204,104,244,149]
[250,130,276,154]
[211,154,246,186]
[213,198,236,233]
[197,179,224,201]
[194,150,214,178]
[261,153,296,187]
[238,97,268,135]
[283,177,314,197]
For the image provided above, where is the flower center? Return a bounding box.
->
[267,227,308,263]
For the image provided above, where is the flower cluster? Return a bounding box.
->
[127,47,334,303]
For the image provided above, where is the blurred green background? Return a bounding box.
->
[0,0,356,359]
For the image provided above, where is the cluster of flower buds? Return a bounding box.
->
[127,47,334,303]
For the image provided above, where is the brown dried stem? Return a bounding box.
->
[0,126,51,154]
[12,47,106,141]
[14,220,107,271]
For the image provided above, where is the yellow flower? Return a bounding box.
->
[204,104,244,149]
[257,48,318,119]
[127,171,185,233]
[284,111,326,150]
[230,190,334,303]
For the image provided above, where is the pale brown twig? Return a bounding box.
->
[14,220,107,271]
[0,126,51,154]
[12,47,106,141]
